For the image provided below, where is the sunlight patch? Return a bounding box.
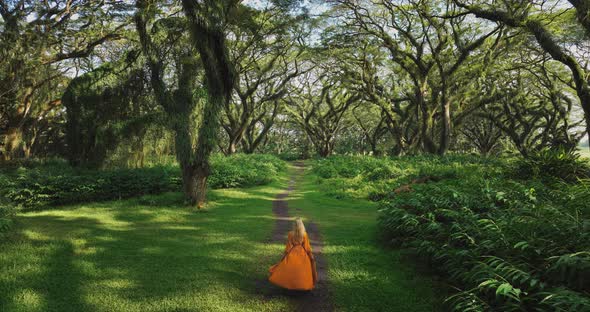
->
[99,278,136,290]
[141,246,164,254]
[332,268,376,282]
[13,289,44,311]
[23,230,49,241]
[163,225,199,231]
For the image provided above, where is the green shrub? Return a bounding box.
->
[0,198,17,239]
[276,152,302,161]
[0,166,178,209]
[311,156,407,201]
[315,176,379,199]
[208,154,285,188]
[514,148,590,183]
[310,154,590,311]
[378,173,590,311]
[312,155,400,182]
[364,165,403,181]
[311,154,504,201]
[0,154,285,210]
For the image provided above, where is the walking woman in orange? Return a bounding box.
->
[269,218,318,290]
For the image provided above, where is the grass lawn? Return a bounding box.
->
[0,163,446,312]
[289,165,446,312]
[0,176,292,312]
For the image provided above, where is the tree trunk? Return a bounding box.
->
[191,91,226,209]
[23,145,31,159]
[194,166,208,209]
[371,141,380,156]
[3,127,24,160]
[515,140,528,157]
[182,164,198,205]
[418,94,436,153]
[227,140,238,155]
[438,100,451,155]
[318,140,333,157]
[181,163,209,209]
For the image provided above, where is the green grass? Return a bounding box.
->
[0,163,447,312]
[0,176,292,312]
[289,164,446,312]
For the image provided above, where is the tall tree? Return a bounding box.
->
[480,54,584,156]
[351,104,389,156]
[286,67,360,157]
[334,0,502,154]
[333,39,421,154]
[0,0,129,160]
[136,0,211,208]
[223,6,303,154]
[181,0,238,207]
[454,0,590,147]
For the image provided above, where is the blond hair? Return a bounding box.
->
[292,218,306,244]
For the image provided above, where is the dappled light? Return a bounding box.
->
[1,0,590,311]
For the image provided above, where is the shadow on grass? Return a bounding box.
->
[43,240,96,312]
[0,217,101,312]
[0,183,289,311]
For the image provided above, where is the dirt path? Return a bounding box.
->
[258,162,333,312]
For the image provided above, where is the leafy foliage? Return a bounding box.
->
[311,155,590,311]
[0,196,17,239]
[63,51,157,168]
[208,153,286,188]
[513,148,590,183]
[310,156,405,199]
[0,154,285,210]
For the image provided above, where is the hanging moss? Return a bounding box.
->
[63,50,158,168]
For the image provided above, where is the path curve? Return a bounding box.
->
[262,162,333,312]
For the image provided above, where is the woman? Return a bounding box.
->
[269,218,318,290]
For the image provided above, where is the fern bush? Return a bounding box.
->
[310,154,503,201]
[312,155,403,179]
[378,172,590,311]
[208,153,286,188]
[310,155,590,311]
[311,156,404,200]
[514,148,590,183]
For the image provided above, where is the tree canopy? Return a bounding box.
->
[1,0,589,203]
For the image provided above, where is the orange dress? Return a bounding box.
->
[269,231,317,290]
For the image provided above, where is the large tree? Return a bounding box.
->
[222,6,303,154]
[135,0,208,208]
[454,0,590,146]
[0,0,129,160]
[334,0,503,154]
[137,0,240,208]
[286,66,360,157]
[480,53,584,156]
[62,50,158,167]
[180,0,238,207]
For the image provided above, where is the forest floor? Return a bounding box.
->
[0,163,444,312]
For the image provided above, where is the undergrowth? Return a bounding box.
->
[0,154,285,211]
[310,153,590,311]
